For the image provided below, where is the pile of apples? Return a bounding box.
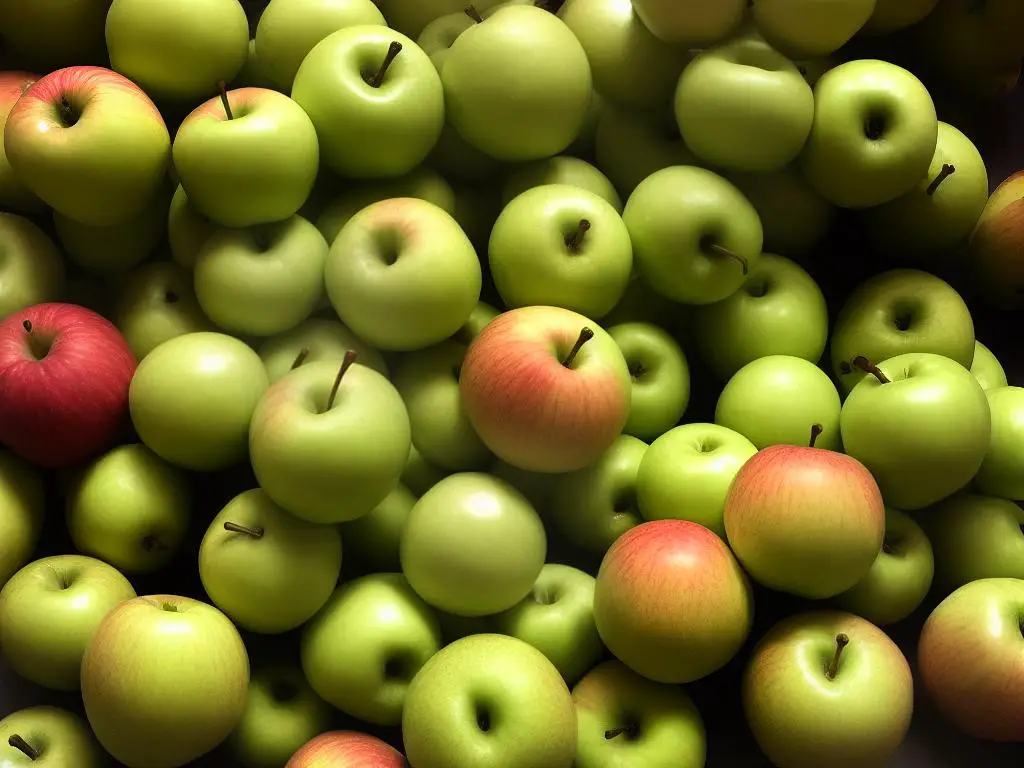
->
[1,0,1024,766]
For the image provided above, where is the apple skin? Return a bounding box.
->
[0,706,103,768]
[375,0,504,39]
[744,611,914,768]
[0,72,43,213]
[967,170,1024,308]
[631,0,746,44]
[168,185,217,270]
[500,155,622,212]
[5,66,170,226]
[0,303,137,469]
[286,730,408,768]
[403,444,451,497]
[573,660,706,768]
[595,106,697,199]
[863,0,939,33]
[341,484,416,574]
[0,213,65,321]
[753,0,877,57]
[971,340,1008,391]
[975,386,1024,499]
[459,306,631,473]
[0,450,44,589]
[0,555,136,691]
[259,318,388,385]
[918,578,1024,741]
[594,519,754,683]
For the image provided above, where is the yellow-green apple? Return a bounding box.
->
[167,185,216,269]
[830,269,975,393]
[567,87,605,158]
[375,0,504,38]
[976,386,1024,499]
[0,450,43,588]
[454,300,500,344]
[594,106,697,199]
[917,577,1024,741]
[255,0,386,91]
[199,488,343,634]
[259,318,387,384]
[630,0,746,44]
[459,306,631,473]
[326,198,481,351]
[286,731,407,768]
[501,155,621,212]
[425,120,507,183]
[130,331,269,471]
[0,213,64,320]
[233,38,275,90]
[693,254,828,381]
[81,594,250,767]
[442,5,592,162]
[489,184,633,318]
[602,271,684,330]
[744,611,914,767]
[340,484,415,574]
[637,423,756,539]
[401,472,546,616]
[753,0,877,56]
[968,171,1024,308]
[0,706,102,768]
[403,445,451,497]
[0,303,136,469]
[623,165,764,304]
[0,72,42,213]
[402,633,577,768]
[67,443,191,574]
[417,8,476,71]
[4,66,170,226]
[840,352,991,509]
[863,0,939,33]
[293,26,444,178]
[835,508,934,626]
[250,357,411,523]
[301,573,442,725]
[105,0,249,103]
[800,59,938,209]
[971,340,1008,391]
[573,660,706,768]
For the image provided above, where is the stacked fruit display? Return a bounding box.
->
[0,0,1022,766]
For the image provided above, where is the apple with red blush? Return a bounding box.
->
[286,730,407,767]
[0,71,43,214]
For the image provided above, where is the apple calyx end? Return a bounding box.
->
[926,164,956,196]
[58,96,77,128]
[562,327,594,368]
[326,350,359,411]
[141,535,167,553]
[825,633,850,681]
[291,348,310,370]
[851,356,890,384]
[706,242,748,275]
[224,521,265,539]
[464,5,484,22]
[808,424,824,448]
[566,219,591,254]
[217,81,234,120]
[9,734,40,760]
[367,42,404,88]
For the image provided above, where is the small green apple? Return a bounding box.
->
[974,386,1024,500]
[594,106,697,198]
[0,213,64,321]
[258,318,387,384]
[970,340,1008,391]
[403,445,451,497]
[501,155,622,212]
[341,483,416,573]
[0,706,102,768]
[454,301,500,344]
[167,185,217,270]
[753,0,877,57]
[0,450,44,589]
[630,0,746,45]
[608,322,689,441]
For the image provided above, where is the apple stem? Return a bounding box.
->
[851,356,890,384]
[534,0,566,11]
[217,81,234,120]
[707,243,749,275]
[809,423,823,448]
[326,350,358,411]
[9,734,39,760]
[825,633,850,680]
[58,96,76,127]
[291,348,310,370]
[926,164,956,196]
[223,521,265,538]
[464,5,484,22]
[562,327,594,368]
[882,537,896,555]
[369,42,403,88]
[566,219,591,253]
[22,320,31,333]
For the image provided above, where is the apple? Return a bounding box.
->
[233,38,274,90]
[0,72,43,213]
[0,706,102,768]
[0,450,43,589]
[0,213,64,321]
[81,594,250,767]
[403,444,451,497]
[417,9,475,71]
[623,165,764,305]
[66,443,191,574]
[863,0,939,33]
[753,0,876,56]
[326,197,481,352]
[459,306,631,473]
[630,0,746,44]
[402,633,577,768]
[130,331,269,471]
[800,59,938,209]
[501,155,622,212]
[286,731,408,767]
[255,0,386,91]
[840,352,991,510]
[454,300,501,344]
[375,0,505,38]
[105,0,250,102]
[199,488,343,634]
[636,423,757,539]
[594,106,697,198]
[744,611,914,767]
[0,303,136,469]
[425,120,507,183]
[918,578,1024,741]
[967,170,1024,308]
[975,386,1024,499]
[5,66,170,226]
[259,318,388,385]
[167,185,217,269]
[601,271,684,331]
[971,340,1008,391]
[341,484,416,573]
[830,269,975,393]
[0,2,108,70]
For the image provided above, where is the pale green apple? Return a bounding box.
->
[0,450,44,589]
[753,0,877,56]
[595,106,697,198]
[258,317,387,384]
[417,10,474,71]
[501,155,622,212]
[601,271,685,331]
[489,459,560,517]
[566,87,605,159]
[970,340,1008,391]
[974,386,1024,500]
[0,4,108,70]
[403,445,451,497]
[631,0,746,44]
[863,0,939,33]
[0,213,64,321]
[341,484,416,573]
[167,185,217,269]
[375,0,505,38]
[608,322,689,441]
[0,707,102,768]
[0,73,43,214]
[232,38,275,90]
[425,120,507,183]
[454,301,500,344]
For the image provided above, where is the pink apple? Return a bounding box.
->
[0,71,43,213]
[286,731,407,767]
[0,303,137,468]
[459,306,630,473]
[593,519,753,683]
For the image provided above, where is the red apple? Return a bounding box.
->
[459,306,630,473]
[286,731,407,767]
[593,519,753,684]
[0,303,137,468]
[0,71,43,213]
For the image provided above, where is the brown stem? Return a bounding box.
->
[326,350,358,411]
[562,328,594,368]
[217,81,234,120]
[464,5,484,22]
[809,424,823,448]
[825,633,850,680]
[707,243,748,275]
[566,219,591,253]
[224,521,265,538]
[22,319,31,333]
[8,734,38,760]
[58,96,76,126]
[291,348,310,370]
[369,42,403,88]
[926,164,956,196]
[851,356,890,384]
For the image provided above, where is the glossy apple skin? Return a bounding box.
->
[595,106,697,199]
[0,450,44,588]
[971,340,1008,391]
[631,0,746,45]
[594,519,753,683]
[968,170,1024,308]
[341,484,416,573]
[752,0,876,57]
[608,322,689,441]
[168,185,216,269]
[0,72,43,213]
[259,318,387,384]
[0,213,65,321]
[0,303,136,469]
[286,730,408,767]
[0,706,102,768]
[976,386,1024,499]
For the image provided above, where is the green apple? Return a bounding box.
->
[594,106,696,198]
[676,31,814,172]
[501,155,622,212]
[293,26,444,178]
[403,445,451,497]
[623,165,763,304]
[199,488,343,634]
[301,573,442,726]
[967,170,1024,308]
[258,318,387,384]
[66,444,191,574]
[693,254,828,381]
[753,0,877,56]
[489,184,633,318]
[744,611,914,768]
[0,4,108,69]
[830,269,975,393]
[0,213,64,321]
[442,5,593,162]
[255,0,386,90]
[402,633,577,768]
[227,663,332,768]
[636,423,757,539]
[630,0,746,44]
[167,185,217,269]
[601,271,684,331]
[250,358,411,524]
[454,300,501,344]
[494,563,603,685]
[105,0,250,102]
[0,450,43,588]
[975,386,1024,499]
[970,340,1008,391]
[801,59,938,208]
[489,458,560,517]
[81,594,250,767]
[401,472,546,616]
[0,707,102,768]
[417,10,475,71]
[425,120,507,183]
[840,352,991,510]
[0,555,135,691]
[375,0,504,38]
[130,331,270,471]
[233,38,275,90]
[608,322,689,441]
[863,0,939,33]
[0,72,43,214]
[341,483,416,573]
[716,355,842,451]
[573,660,706,768]
[326,197,481,351]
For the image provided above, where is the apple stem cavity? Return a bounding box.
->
[852,356,890,384]
[825,633,850,681]
[534,0,566,12]
[217,81,234,120]
[926,164,956,196]
[141,535,166,553]
[326,350,358,411]
[368,42,403,88]
[8,734,39,760]
[464,5,484,22]
[604,722,639,741]
[706,243,749,275]
[565,219,591,254]
[58,96,77,127]
[809,423,824,448]
[224,521,265,538]
[562,327,594,368]
[291,348,310,370]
